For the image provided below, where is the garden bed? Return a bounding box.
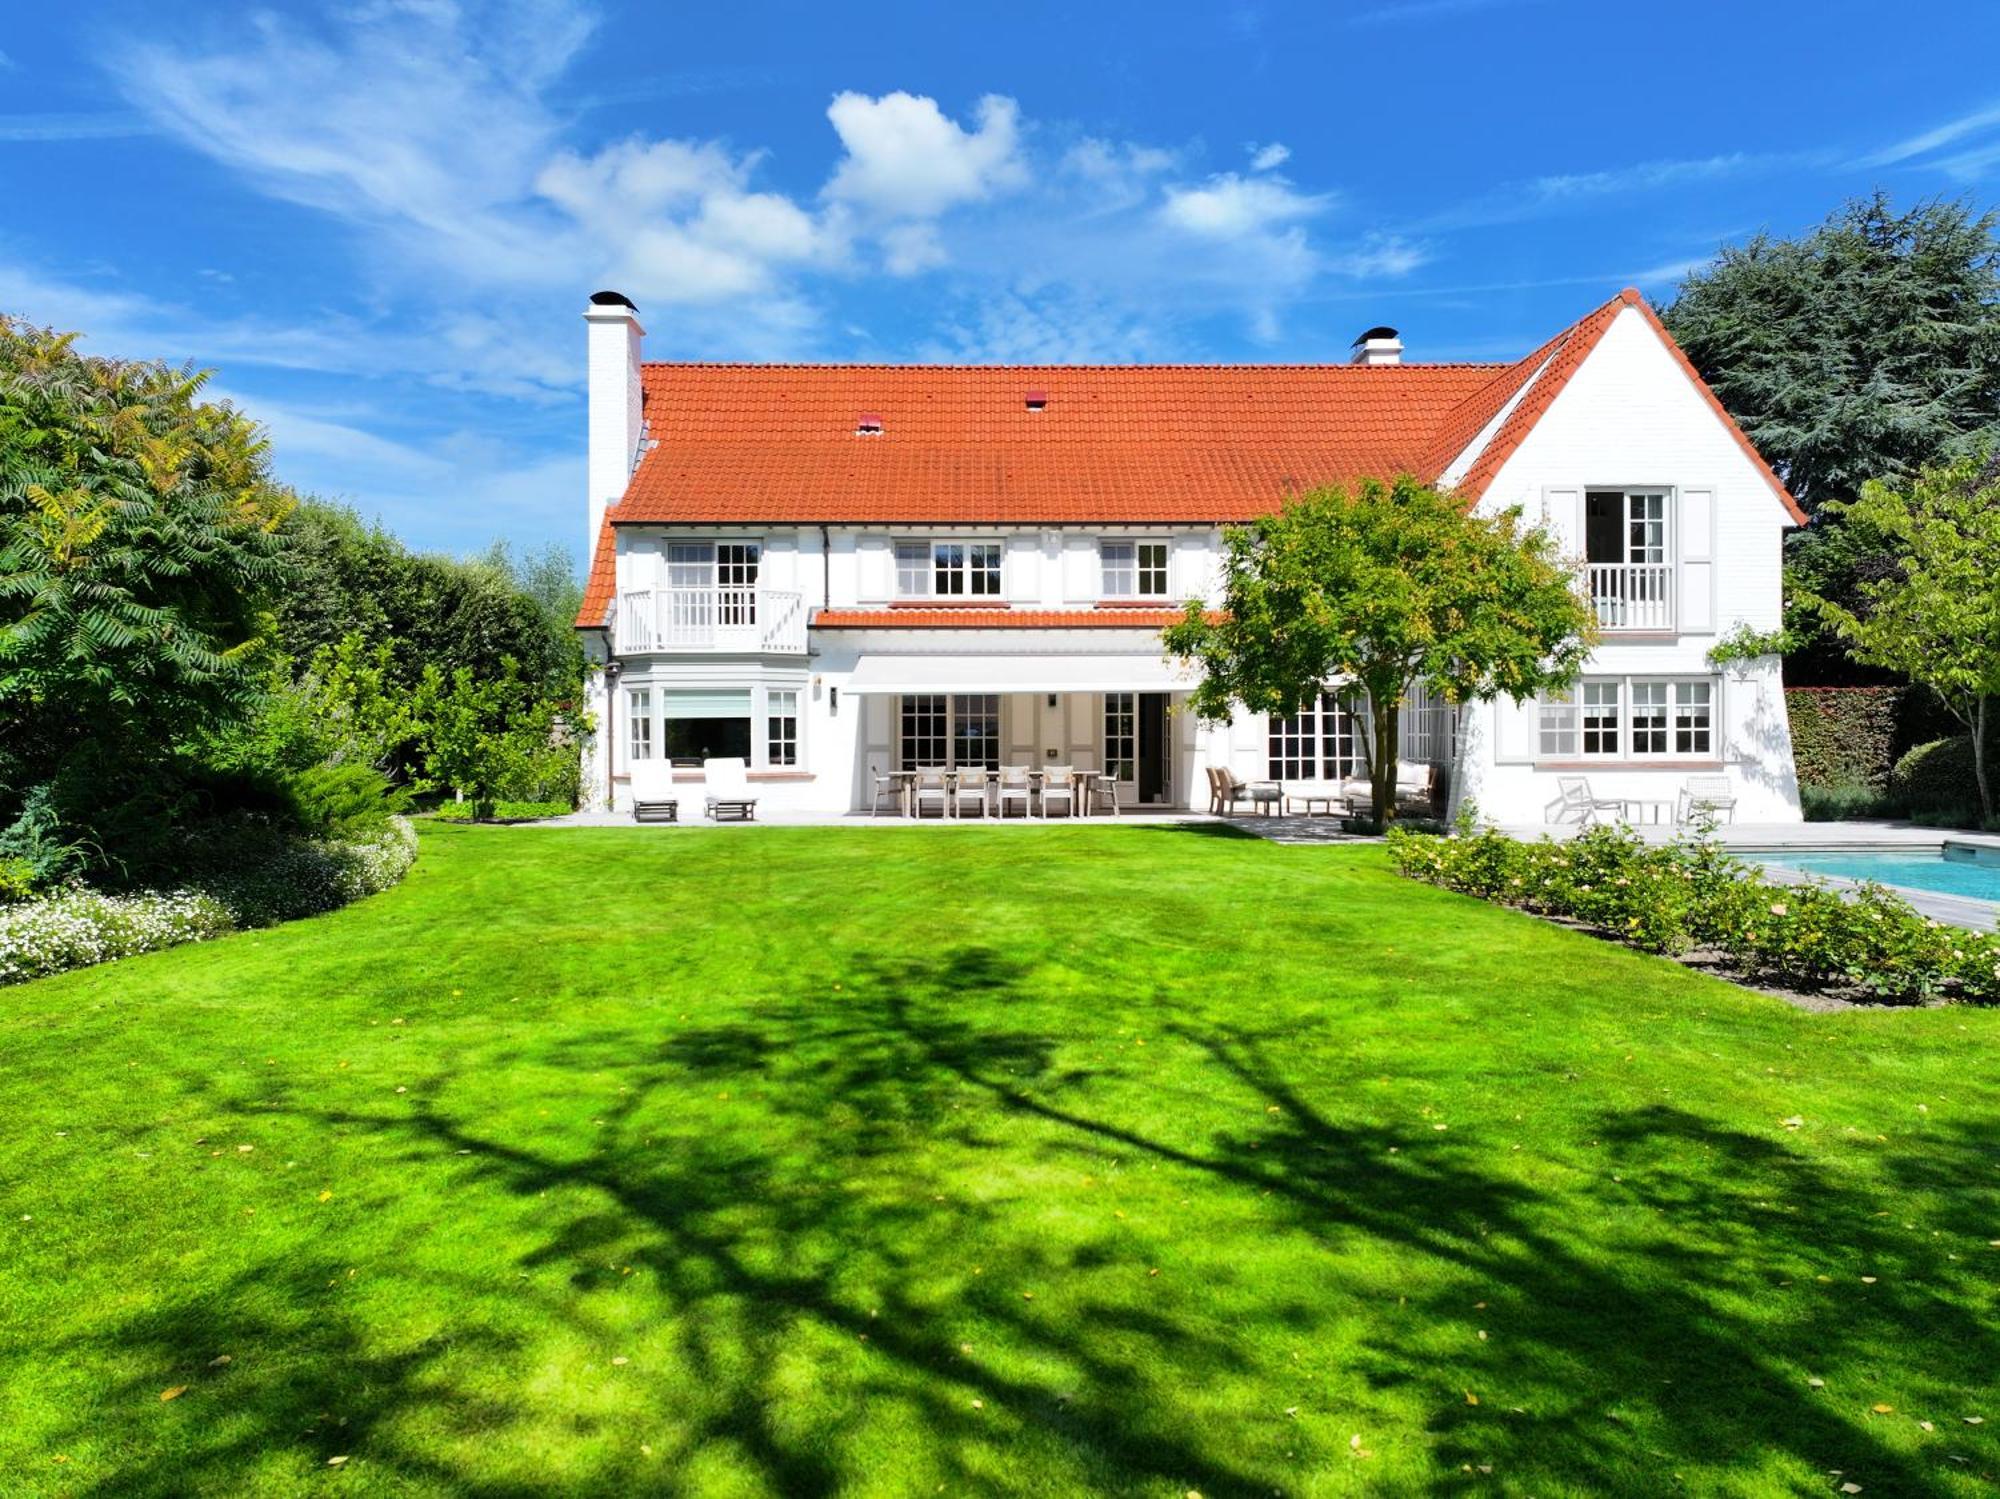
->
[1388,823,2000,1006]
[0,816,417,985]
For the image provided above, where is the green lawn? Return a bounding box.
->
[4,824,1997,1497]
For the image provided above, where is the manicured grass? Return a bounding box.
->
[4,824,1998,1496]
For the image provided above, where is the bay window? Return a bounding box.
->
[626,688,653,763]
[662,689,753,766]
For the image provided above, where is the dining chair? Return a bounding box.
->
[912,768,949,820]
[996,765,1034,819]
[1041,765,1076,819]
[869,764,903,817]
[951,767,990,819]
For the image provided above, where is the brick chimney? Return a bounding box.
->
[584,290,645,558]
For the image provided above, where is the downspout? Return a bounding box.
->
[819,523,831,610]
[601,640,620,809]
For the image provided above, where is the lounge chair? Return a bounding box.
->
[1678,775,1738,825]
[1215,768,1282,816]
[702,757,758,821]
[629,759,679,823]
[1545,775,1623,827]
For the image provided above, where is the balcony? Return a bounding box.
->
[616,587,808,655]
[1585,562,1675,633]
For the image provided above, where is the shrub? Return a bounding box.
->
[1387,824,1999,1005]
[430,800,570,823]
[1800,781,1893,821]
[1889,737,1980,824]
[0,817,418,986]
[281,762,413,838]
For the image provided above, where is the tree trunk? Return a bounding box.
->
[1976,694,1993,825]
[1372,697,1401,825]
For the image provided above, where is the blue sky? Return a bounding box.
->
[4,0,1998,564]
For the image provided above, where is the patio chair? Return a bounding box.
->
[702,757,758,821]
[1678,775,1738,825]
[1215,768,1281,816]
[629,759,679,823]
[1088,766,1122,817]
[869,764,903,817]
[911,767,949,820]
[951,768,990,819]
[1204,765,1224,815]
[996,765,1034,819]
[1545,775,1623,827]
[1041,765,1077,819]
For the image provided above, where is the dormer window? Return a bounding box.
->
[855,412,884,436]
[1100,539,1169,598]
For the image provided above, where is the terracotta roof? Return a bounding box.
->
[814,607,1197,629]
[576,515,617,628]
[577,289,1805,624]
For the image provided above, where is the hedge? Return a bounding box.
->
[1784,687,1901,789]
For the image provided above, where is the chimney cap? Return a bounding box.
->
[588,289,639,311]
[1351,324,1399,347]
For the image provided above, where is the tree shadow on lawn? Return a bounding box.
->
[50,946,1999,1495]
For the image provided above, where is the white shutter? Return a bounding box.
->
[1062,536,1098,603]
[1491,695,1537,765]
[1170,534,1205,603]
[856,536,890,604]
[1005,535,1040,604]
[1539,486,1582,553]
[1679,485,1716,634]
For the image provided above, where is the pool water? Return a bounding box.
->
[1750,846,2000,903]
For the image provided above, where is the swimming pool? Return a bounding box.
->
[1748,842,2000,903]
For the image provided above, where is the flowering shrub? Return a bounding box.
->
[430,799,571,823]
[0,888,233,985]
[1388,824,2000,1005]
[0,817,416,986]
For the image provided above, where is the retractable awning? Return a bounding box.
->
[842,653,1196,695]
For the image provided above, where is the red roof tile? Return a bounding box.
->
[577,291,1804,622]
[576,514,617,628]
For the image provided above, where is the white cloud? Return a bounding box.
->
[1859,100,2000,179]
[0,112,151,142]
[1161,172,1329,238]
[824,91,1027,219]
[1328,234,1430,279]
[880,223,948,276]
[1248,141,1290,172]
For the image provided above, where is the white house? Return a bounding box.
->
[574,288,1804,823]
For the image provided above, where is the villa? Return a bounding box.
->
[574,288,1805,822]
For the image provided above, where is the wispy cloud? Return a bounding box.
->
[1859,99,2000,179]
[1416,151,1808,231]
[0,111,151,142]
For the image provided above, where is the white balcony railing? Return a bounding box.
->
[1585,562,1675,632]
[615,586,807,654]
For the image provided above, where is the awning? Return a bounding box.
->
[842,653,1197,695]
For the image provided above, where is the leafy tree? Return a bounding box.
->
[0,316,294,862]
[1164,477,1595,823]
[479,538,584,635]
[1805,452,2000,821]
[411,658,560,820]
[1663,194,2000,677]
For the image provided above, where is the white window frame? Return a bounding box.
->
[1268,691,1366,782]
[766,689,799,768]
[897,693,999,769]
[895,539,1003,598]
[1100,538,1170,599]
[1535,676,1721,764]
[626,687,653,765]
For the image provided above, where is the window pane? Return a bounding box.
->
[895,541,930,596]
[1629,682,1669,755]
[1323,692,1360,779]
[952,694,1000,769]
[1104,692,1136,780]
[933,542,966,596]
[900,694,948,768]
[717,543,759,623]
[1583,681,1621,757]
[1628,493,1666,564]
[1268,704,1315,780]
[1100,541,1135,596]
[1538,688,1578,759]
[968,543,1001,596]
[627,688,652,762]
[767,689,798,767]
[667,542,714,589]
[1137,542,1169,596]
[1674,680,1713,755]
[664,717,751,765]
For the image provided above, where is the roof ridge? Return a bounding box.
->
[638,359,1515,372]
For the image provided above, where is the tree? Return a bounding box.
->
[1805,452,2000,821]
[1663,194,2000,678]
[410,658,559,820]
[1163,477,1596,823]
[0,316,294,857]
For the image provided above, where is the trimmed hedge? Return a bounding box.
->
[1784,688,1901,790]
[1889,737,1980,822]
